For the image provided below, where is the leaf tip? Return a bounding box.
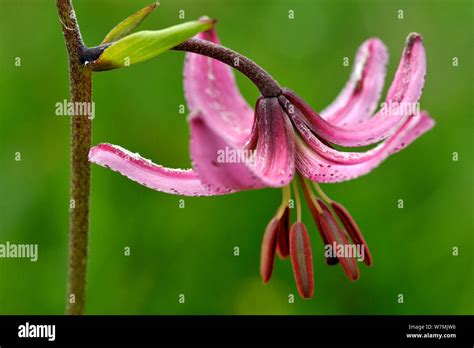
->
[199,16,217,28]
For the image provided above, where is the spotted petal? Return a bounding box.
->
[295,112,435,183]
[88,143,225,196]
[285,33,426,147]
[280,95,434,166]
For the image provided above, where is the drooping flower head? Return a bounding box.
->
[89,27,434,299]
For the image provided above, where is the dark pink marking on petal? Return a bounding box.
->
[294,112,435,183]
[280,94,431,167]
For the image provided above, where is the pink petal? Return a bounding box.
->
[189,100,295,191]
[183,27,253,146]
[88,143,223,196]
[295,112,435,183]
[184,28,294,190]
[250,98,295,187]
[189,111,268,193]
[321,38,388,126]
[392,111,435,154]
[285,33,426,147]
[281,95,432,165]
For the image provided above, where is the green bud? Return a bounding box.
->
[90,19,215,71]
[101,2,159,45]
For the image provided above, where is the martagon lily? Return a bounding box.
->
[89,26,434,299]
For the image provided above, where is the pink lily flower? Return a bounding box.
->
[89,28,434,299]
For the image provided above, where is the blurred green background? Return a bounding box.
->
[0,0,472,315]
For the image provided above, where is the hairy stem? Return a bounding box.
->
[56,0,92,315]
[173,38,282,97]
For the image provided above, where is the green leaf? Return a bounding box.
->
[90,19,215,71]
[101,2,159,45]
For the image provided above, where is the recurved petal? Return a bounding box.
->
[284,33,426,147]
[184,27,254,146]
[295,112,435,183]
[281,95,435,168]
[386,33,426,104]
[289,222,314,299]
[321,38,388,126]
[88,143,222,196]
[392,110,435,154]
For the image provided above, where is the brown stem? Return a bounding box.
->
[56,0,92,315]
[173,38,282,97]
[85,37,282,97]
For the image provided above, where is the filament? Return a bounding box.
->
[291,180,302,222]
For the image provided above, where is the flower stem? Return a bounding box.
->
[85,36,282,97]
[173,38,282,97]
[56,0,92,315]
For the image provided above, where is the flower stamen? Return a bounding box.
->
[289,222,314,299]
[297,174,323,214]
[260,217,279,283]
[291,181,302,222]
[276,185,291,219]
[313,182,333,205]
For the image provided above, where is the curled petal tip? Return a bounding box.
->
[320,36,388,126]
[406,32,422,44]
